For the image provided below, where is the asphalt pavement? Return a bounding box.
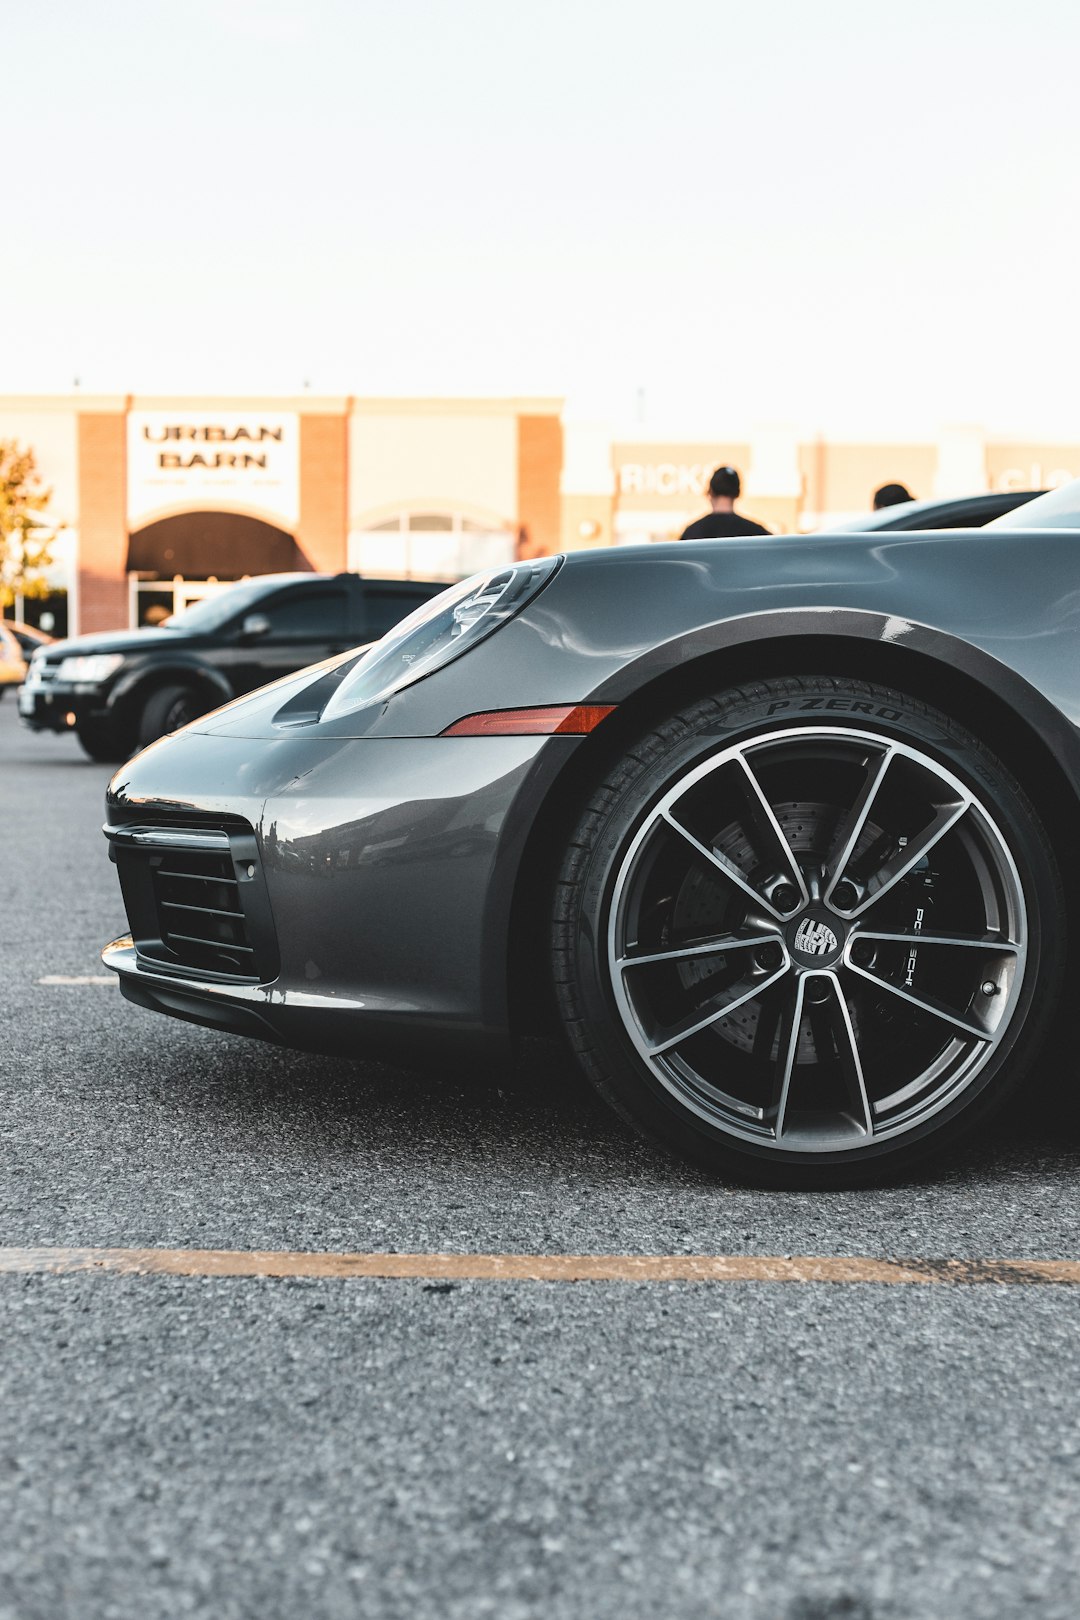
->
[2,697,1079,1619]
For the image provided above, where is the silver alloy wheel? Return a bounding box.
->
[606,726,1028,1154]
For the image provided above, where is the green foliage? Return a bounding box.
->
[0,439,64,606]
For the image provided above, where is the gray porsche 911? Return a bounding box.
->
[101,480,1080,1185]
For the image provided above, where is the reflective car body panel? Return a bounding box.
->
[192,532,1080,761]
[106,728,581,1060]
[104,522,1080,1059]
[827,489,1043,532]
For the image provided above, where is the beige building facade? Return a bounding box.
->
[585,429,1080,547]
[0,394,563,635]
[1,392,1077,636]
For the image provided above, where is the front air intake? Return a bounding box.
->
[106,821,279,983]
[151,845,254,976]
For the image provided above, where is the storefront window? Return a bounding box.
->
[407,514,454,531]
[136,589,174,627]
[350,513,515,580]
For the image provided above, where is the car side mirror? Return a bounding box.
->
[240,613,272,642]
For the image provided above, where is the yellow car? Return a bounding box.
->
[0,621,28,694]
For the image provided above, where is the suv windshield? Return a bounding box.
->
[984,478,1080,531]
[162,581,271,633]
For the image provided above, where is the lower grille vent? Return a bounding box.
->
[107,820,279,984]
[152,850,255,976]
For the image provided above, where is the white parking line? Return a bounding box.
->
[36,975,116,986]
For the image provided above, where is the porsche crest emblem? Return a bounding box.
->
[794,918,839,958]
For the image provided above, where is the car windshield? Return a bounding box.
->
[161,581,271,632]
[984,478,1080,531]
[828,499,947,533]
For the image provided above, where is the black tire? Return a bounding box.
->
[76,719,129,763]
[137,683,204,747]
[552,676,1066,1186]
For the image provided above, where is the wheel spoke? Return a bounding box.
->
[823,745,895,901]
[818,973,873,1134]
[844,958,992,1041]
[648,960,790,1056]
[771,976,807,1139]
[843,798,971,917]
[752,983,786,1064]
[733,752,809,905]
[661,810,788,920]
[774,974,873,1139]
[619,932,783,971]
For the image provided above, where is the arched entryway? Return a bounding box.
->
[126,511,313,626]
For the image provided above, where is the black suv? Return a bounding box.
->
[18,571,446,761]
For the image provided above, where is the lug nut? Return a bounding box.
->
[832,880,859,911]
[850,941,875,968]
[755,945,783,970]
[772,884,800,913]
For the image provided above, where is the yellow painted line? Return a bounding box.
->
[0,1248,1078,1285]
[36,975,116,986]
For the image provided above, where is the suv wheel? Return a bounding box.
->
[138,683,204,747]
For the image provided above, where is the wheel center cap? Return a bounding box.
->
[787,911,845,968]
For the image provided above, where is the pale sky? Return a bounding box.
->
[6,0,1080,439]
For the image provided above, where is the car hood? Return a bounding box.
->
[41,627,192,659]
[178,527,1075,745]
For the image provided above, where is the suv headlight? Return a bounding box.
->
[57,653,125,683]
[320,557,561,721]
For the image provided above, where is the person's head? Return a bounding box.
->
[708,465,741,510]
[873,482,914,509]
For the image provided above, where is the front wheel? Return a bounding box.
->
[552,677,1065,1185]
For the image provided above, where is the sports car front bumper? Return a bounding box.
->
[102,728,577,1063]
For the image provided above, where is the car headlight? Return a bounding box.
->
[57,653,126,683]
[319,556,562,721]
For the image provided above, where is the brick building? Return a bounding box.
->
[1,393,1076,637]
[0,394,563,636]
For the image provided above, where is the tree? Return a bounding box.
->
[0,439,64,609]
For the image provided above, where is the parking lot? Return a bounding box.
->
[3,695,1080,1619]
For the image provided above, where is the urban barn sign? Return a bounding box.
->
[143,421,283,470]
[128,412,300,529]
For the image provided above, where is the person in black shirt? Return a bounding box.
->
[679,466,770,539]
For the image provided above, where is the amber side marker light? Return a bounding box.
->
[441,704,616,737]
